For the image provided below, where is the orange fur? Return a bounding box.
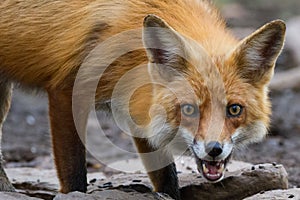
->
[0,0,285,199]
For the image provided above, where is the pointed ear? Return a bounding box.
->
[231,20,286,85]
[143,14,187,81]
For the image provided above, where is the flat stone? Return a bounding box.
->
[54,190,172,200]
[179,163,288,200]
[0,192,41,200]
[6,168,106,188]
[6,168,59,188]
[245,188,300,200]
[6,168,106,199]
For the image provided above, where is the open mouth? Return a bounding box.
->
[200,160,226,181]
[196,155,231,182]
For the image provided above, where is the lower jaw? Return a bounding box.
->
[202,171,224,182]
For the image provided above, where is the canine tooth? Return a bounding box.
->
[218,163,224,173]
[202,163,209,173]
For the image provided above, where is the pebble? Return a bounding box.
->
[132,179,142,183]
[288,194,295,198]
[258,165,265,169]
[89,178,97,184]
[26,115,36,125]
[98,183,113,189]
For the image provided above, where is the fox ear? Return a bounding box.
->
[231,20,286,85]
[143,14,186,81]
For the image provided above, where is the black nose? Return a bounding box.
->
[205,141,223,157]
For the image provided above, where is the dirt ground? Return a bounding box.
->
[2,0,300,192]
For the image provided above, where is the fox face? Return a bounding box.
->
[142,15,285,182]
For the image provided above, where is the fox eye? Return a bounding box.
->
[181,104,198,117]
[227,104,243,117]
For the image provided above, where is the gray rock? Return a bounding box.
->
[0,192,41,200]
[54,191,172,200]
[179,163,288,200]
[245,188,300,200]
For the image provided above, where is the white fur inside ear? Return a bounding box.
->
[243,27,284,69]
[143,15,186,65]
[243,43,266,70]
[229,20,285,84]
[143,26,184,64]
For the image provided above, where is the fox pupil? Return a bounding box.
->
[227,104,243,117]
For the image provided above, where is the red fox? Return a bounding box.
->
[0,0,285,199]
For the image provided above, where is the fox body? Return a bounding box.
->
[0,0,285,199]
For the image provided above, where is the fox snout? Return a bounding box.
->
[192,140,233,182]
[205,141,223,158]
[193,140,233,160]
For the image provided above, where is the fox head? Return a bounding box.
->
[142,14,285,181]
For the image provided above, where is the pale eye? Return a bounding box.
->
[181,104,199,117]
[227,104,243,117]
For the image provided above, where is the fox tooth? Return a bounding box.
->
[218,164,224,173]
[202,163,209,173]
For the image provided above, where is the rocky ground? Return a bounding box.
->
[1,0,300,199]
[1,159,292,200]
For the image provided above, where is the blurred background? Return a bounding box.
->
[2,0,300,188]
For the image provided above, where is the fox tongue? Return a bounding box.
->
[206,164,219,174]
[201,160,224,181]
